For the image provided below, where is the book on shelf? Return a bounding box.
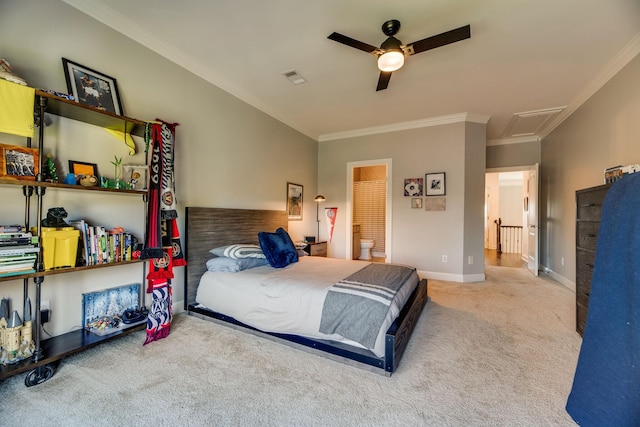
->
[0,225,26,233]
[0,245,40,256]
[0,255,37,265]
[70,219,90,266]
[0,268,36,278]
[0,261,36,272]
[0,237,34,247]
[69,219,136,266]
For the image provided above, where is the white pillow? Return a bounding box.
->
[206,256,268,272]
[209,244,265,259]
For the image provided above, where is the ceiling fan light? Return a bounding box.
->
[378,51,404,72]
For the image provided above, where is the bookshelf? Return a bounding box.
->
[0,90,148,386]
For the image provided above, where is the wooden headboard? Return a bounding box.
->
[184,207,288,309]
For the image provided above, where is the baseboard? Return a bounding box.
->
[418,270,485,283]
[542,266,575,292]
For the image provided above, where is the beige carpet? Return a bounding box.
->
[0,265,580,426]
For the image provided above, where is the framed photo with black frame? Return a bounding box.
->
[62,58,123,115]
[287,182,303,220]
[425,172,446,196]
[69,160,98,178]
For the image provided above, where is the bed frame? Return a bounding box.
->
[184,207,428,375]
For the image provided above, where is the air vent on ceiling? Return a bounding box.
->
[501,107,565,139]
[282,70,307,85]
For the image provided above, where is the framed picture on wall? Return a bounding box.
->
[62,58,123,115]
[69,160,98,178]
[425,172,446,196]
[287,182,303,220]
[404,177,423,196]
[0,144,39,181]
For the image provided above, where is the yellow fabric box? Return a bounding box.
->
[38,227,80,270]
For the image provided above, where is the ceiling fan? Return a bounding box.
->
[328,20,471,91]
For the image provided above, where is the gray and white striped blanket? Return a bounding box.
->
[319,263,417,350]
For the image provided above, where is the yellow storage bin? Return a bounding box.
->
[37,227,80,270]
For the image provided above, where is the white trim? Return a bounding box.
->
[487,135,541,146]
[62,0,319,141]
[418,270,486,283]
[542,266,575,292]
[539,31,640,139]
[320,113,490,142]
[346,159,392,262]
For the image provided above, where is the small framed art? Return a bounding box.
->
[287,182,303,220]
[0,144,39,180]
[411,198,423,209]
[62,58,123,115]
[425,172,446,196]
[404,178,423,196]
[69,160,98,178]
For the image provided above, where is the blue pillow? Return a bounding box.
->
[258,227,298,268]
[206,256,268,272]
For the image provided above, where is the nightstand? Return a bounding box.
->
[304,241,327,257]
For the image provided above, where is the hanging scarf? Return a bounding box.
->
[140,119,185,345]
[141,122,164,260]
[164,217,186,267]
[143,280,172,345]
[142,120,186,271]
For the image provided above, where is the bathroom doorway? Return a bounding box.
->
[346,159,392,263]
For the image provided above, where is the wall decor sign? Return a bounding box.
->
[404,177,423,196]
[425,172,446,196]
[0,144,38,180]
[425,197,446,211]
[62,58,123,115]
[287,182,303,220]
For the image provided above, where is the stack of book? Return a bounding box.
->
[0,225,39,277]
[69,220,136,266]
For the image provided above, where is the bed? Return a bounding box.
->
[184,207,428,375]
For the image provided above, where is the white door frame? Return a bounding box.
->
[346,158,393,262]
[526,163,540,276]
[486,164,539,275]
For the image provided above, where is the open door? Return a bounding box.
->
[526,163,540,276]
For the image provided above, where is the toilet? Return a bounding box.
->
[359,239,374,260]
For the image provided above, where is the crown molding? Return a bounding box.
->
[487,135,540,147]
[539,31,640,140]
[61,0,319,141]
[319,113,490,142]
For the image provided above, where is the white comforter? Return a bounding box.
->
[195,256,418,357]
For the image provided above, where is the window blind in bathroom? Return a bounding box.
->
[353,180,386,253]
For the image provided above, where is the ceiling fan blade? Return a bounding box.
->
[328,32,378,54]
[407,24,471,55]
[376,71,392,91]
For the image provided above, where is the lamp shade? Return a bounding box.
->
[378,51,404,72]
[314,195,326,202]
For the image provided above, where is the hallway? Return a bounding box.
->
[484,249,526,268]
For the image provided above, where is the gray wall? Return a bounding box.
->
[541,53,640,287]
[486,140,541,169]
[0,0,317,334]
[318,120,486,282]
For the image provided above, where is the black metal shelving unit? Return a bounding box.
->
[0,91,148,386]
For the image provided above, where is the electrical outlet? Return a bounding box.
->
[468,256,474,265]
[561,257,565,266]
[442,255,448,263]
[41,309,50,323]
[41,300,50,311]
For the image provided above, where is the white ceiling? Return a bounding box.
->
[63,0,640,143]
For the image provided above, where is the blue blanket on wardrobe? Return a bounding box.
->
[566,173,640,426]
